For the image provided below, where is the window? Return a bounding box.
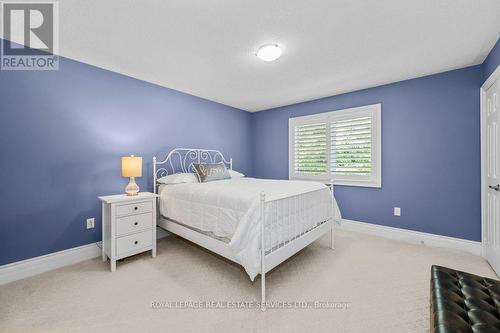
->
[289,104,381,187]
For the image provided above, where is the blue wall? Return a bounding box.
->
[252,65,483,241]
[0,57,252,265]
[484,38,500,82]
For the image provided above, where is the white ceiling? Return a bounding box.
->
[15,1,500,111]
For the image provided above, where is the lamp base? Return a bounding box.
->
[125,177,140,196]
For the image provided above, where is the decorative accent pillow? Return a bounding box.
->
[192,163,231,183]
[157,173,198,185]
[228,169,245,178]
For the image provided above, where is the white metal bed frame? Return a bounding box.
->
[153,148,334,310]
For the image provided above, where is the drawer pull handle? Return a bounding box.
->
[134,222,138,226]
[134,241,138,245]
[134,207,138,211]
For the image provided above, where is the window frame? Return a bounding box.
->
[289,103,382,188]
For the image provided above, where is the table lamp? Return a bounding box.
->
[121,155,142,196]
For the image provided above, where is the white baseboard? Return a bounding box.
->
[0,242,102,285]
[339,219,482,256]
[1,228,170,285]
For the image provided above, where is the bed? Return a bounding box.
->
[153,148,341,309]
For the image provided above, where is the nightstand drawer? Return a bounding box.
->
[116,212,153,236]
[116,229,153,256]
[116,201,153,217]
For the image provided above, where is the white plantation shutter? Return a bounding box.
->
[289,104,381,187]
[294,123,327,175]
[330,116,372,175]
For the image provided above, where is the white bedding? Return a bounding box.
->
[159,178,341,280]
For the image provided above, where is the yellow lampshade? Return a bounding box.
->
[121,155,142,178]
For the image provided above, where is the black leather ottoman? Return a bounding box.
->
[431,265,500,333]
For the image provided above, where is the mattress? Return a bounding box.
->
[158,177,341,280]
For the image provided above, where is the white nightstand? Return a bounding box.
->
[98,192,159,272]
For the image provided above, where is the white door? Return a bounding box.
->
[485,77,500,275]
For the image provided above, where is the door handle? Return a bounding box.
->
[489,184,500,191]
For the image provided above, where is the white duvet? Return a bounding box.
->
[159,178,341,280]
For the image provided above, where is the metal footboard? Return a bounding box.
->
[259,186,334,310]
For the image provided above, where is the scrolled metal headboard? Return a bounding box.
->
[153,148,232,193]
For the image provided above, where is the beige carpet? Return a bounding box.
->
[0,230,496,333]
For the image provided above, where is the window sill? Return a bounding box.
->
[290,177,381,188]
[331,180,381,188]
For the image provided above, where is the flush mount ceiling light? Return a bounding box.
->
[256,44,282,62]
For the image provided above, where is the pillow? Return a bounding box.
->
[228,169,245,178]
[157,173,198,185]
[192,163,231,183]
